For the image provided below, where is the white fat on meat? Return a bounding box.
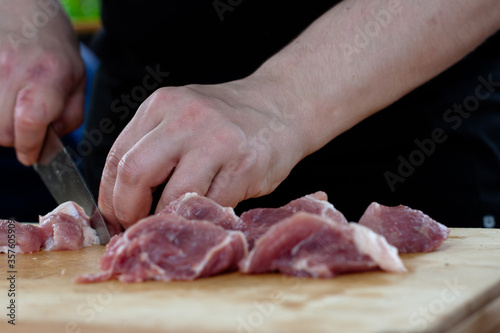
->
[349,222,407,273]
[0,245,20,254]
[39,201,99,251]
[191,231,248,276]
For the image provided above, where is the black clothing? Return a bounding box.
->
[0,147,57,221]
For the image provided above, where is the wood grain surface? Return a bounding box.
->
[1,228,500,333]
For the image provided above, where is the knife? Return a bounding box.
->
[34,126,111,245]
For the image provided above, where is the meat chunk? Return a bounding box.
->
[282,191,346,221]
[74,214,248,283]
[159,192,242,230]
[74,193,454,283]
[239,212,406,278]
[358,202,450,253]
[240,191,348,249]
[0,201,99,253]
[349,223,407,273]
[39,201,100,251]
[0,220,42,254]
[158,192,346,251]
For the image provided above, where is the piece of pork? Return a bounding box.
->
[358,202,450,253]
[0,220,42,253]
[239,212,406,277]
[39,201,100,251]
[158,192,243,230]
[239,191,348,249]
[74,214,248,283]
[159,192,347,251]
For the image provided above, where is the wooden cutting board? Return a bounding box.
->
[1,228,500,333]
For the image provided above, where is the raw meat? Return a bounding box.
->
[74,214,248,283]
[0,220,42,254]
[39,201,100,251]
[0,201,99,253]
[73,192,451,283]
[239,212,406,277]
[159,192,242,230]
[358,202,450,253]
[160,191,348,250]
[239,191,348,249]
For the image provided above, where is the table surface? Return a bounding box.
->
[1,228,500,333]
[72,20,101,35]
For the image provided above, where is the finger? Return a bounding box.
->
[53,77,86,136]
[153,150,221,214]
[98,98,162,227]
[111,130,181,228]
[0,51,17,146]
[14,84,66,165]
[205,151,264,208]
[0,84,17,147]
[98,149,123,232]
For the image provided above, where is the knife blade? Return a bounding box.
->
[33,126,111,245]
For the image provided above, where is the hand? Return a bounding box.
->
[99,78,307,229]
[0,0,85,165]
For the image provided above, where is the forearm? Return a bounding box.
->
[251,0,500,157]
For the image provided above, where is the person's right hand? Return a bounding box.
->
[0,0,85,165]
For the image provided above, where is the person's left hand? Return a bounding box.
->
[98,78,307,231]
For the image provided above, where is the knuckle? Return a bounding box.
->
[15,88,35,109]
[136,89,167,120]
[218,126,245,145]
[181,93,218,120]
[237,149,259,172]
[144,87,176,110]
[116,152,143,185]
[103,151,122,180]
[205,126,246,156]
[148,87,169,103]
[229,153,258,182]
[170,88,215,123]
[143,86,221,135]
[28,53,75,86]
[16,107,46,129]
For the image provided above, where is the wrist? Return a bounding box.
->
[236,69,312,166]
[247,52,346,159]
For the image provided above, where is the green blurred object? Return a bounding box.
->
[60,0,100,22]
